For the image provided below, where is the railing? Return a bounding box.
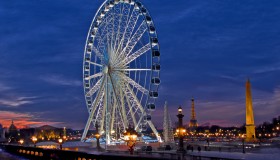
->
[0,144,169,160]
[0,144,242,160]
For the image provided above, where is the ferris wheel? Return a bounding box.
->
[81,0,161,144]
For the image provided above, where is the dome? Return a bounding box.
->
[9,120,17,132]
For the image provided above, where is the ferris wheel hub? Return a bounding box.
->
[103,65,109,74]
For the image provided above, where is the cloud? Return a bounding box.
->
[0,99,33,107]
[0,96,39,107]
[0,81,38,107]
[253,66,280,74]
[0,82,11,91]
[255,86,280,117]
[0,111,62,128]
[40,75,82,86]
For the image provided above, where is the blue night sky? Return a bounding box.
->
[0,0,280,129]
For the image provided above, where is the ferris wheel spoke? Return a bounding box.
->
[119,43,150,66]
[106,13,115,55]
[116,102,126,132]
[120,8,140,51]
[84,72,103,81]
[113,7,139,63]
[91,45,104,60]
[124,92,137,128]
[88,91,104,114]
[88,81,105,114]
[114,68,151,71]
[124,83,145,113]
[97,32,110,51]
[111,4,125,53]
[120,20,147,58]
[91,103,102,133]
[112,8,123,57]
[106,26,113,54]
[120,73,148,94]
[96,10,114,30]
[119,83,128,131]
[108,73,129,129]
[85,77,103,97]
[109,7,117,61]
[95,17,114,57]
[89,61,102,67]
[120,84,139,127]
[121,84,145,130]
[94,14,114,44]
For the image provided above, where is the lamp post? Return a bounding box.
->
[58,138,63,150]
[176,106,186,153]
[19,139,24,146]
[123,125,138,155]
[241,135,245,154]
[95,122,101,151]
[32,136,37,147]
[206,135,210,151]
[258,133,262,145]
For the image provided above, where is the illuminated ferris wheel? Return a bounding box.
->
[81,0,161,144]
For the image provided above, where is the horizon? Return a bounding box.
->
[1,113,279,130]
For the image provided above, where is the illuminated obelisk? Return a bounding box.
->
[245,79,256,142]
[163,101,174,143]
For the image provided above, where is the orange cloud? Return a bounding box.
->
[0,111,62,128]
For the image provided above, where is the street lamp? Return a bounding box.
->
[206,135,210,151]
[58,138,63,150]
[176,106,186,153]
[32,136,37,147]
[95,122,101,151]
[241,135,245,154]
[123,125,138,155]
[19,139,24,146]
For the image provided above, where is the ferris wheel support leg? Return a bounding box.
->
[81,115,92,141]
[100,96,107,136]
[109,74,128,130]
[81,79,105,142]
[124,93,137,128]
[104,76,111,146]
[147,121,162,143]
[110,97,116,137]
[120,89,129,128]
[135,115,143,131]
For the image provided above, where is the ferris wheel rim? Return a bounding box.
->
[82,0,161,143]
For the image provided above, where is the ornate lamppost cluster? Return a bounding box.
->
[123,125,138,155]
[176,106,186,153]
[241,134,245,154]
[29,133,66,149]
[19,139,24,146]
[58,138,63,150]
[95,122,101,151]
[32,136,37,147]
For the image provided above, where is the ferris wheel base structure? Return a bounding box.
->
[81,0,162,144]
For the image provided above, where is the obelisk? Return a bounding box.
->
[245,79,256,142]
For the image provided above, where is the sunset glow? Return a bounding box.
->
[0,111,61,128]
